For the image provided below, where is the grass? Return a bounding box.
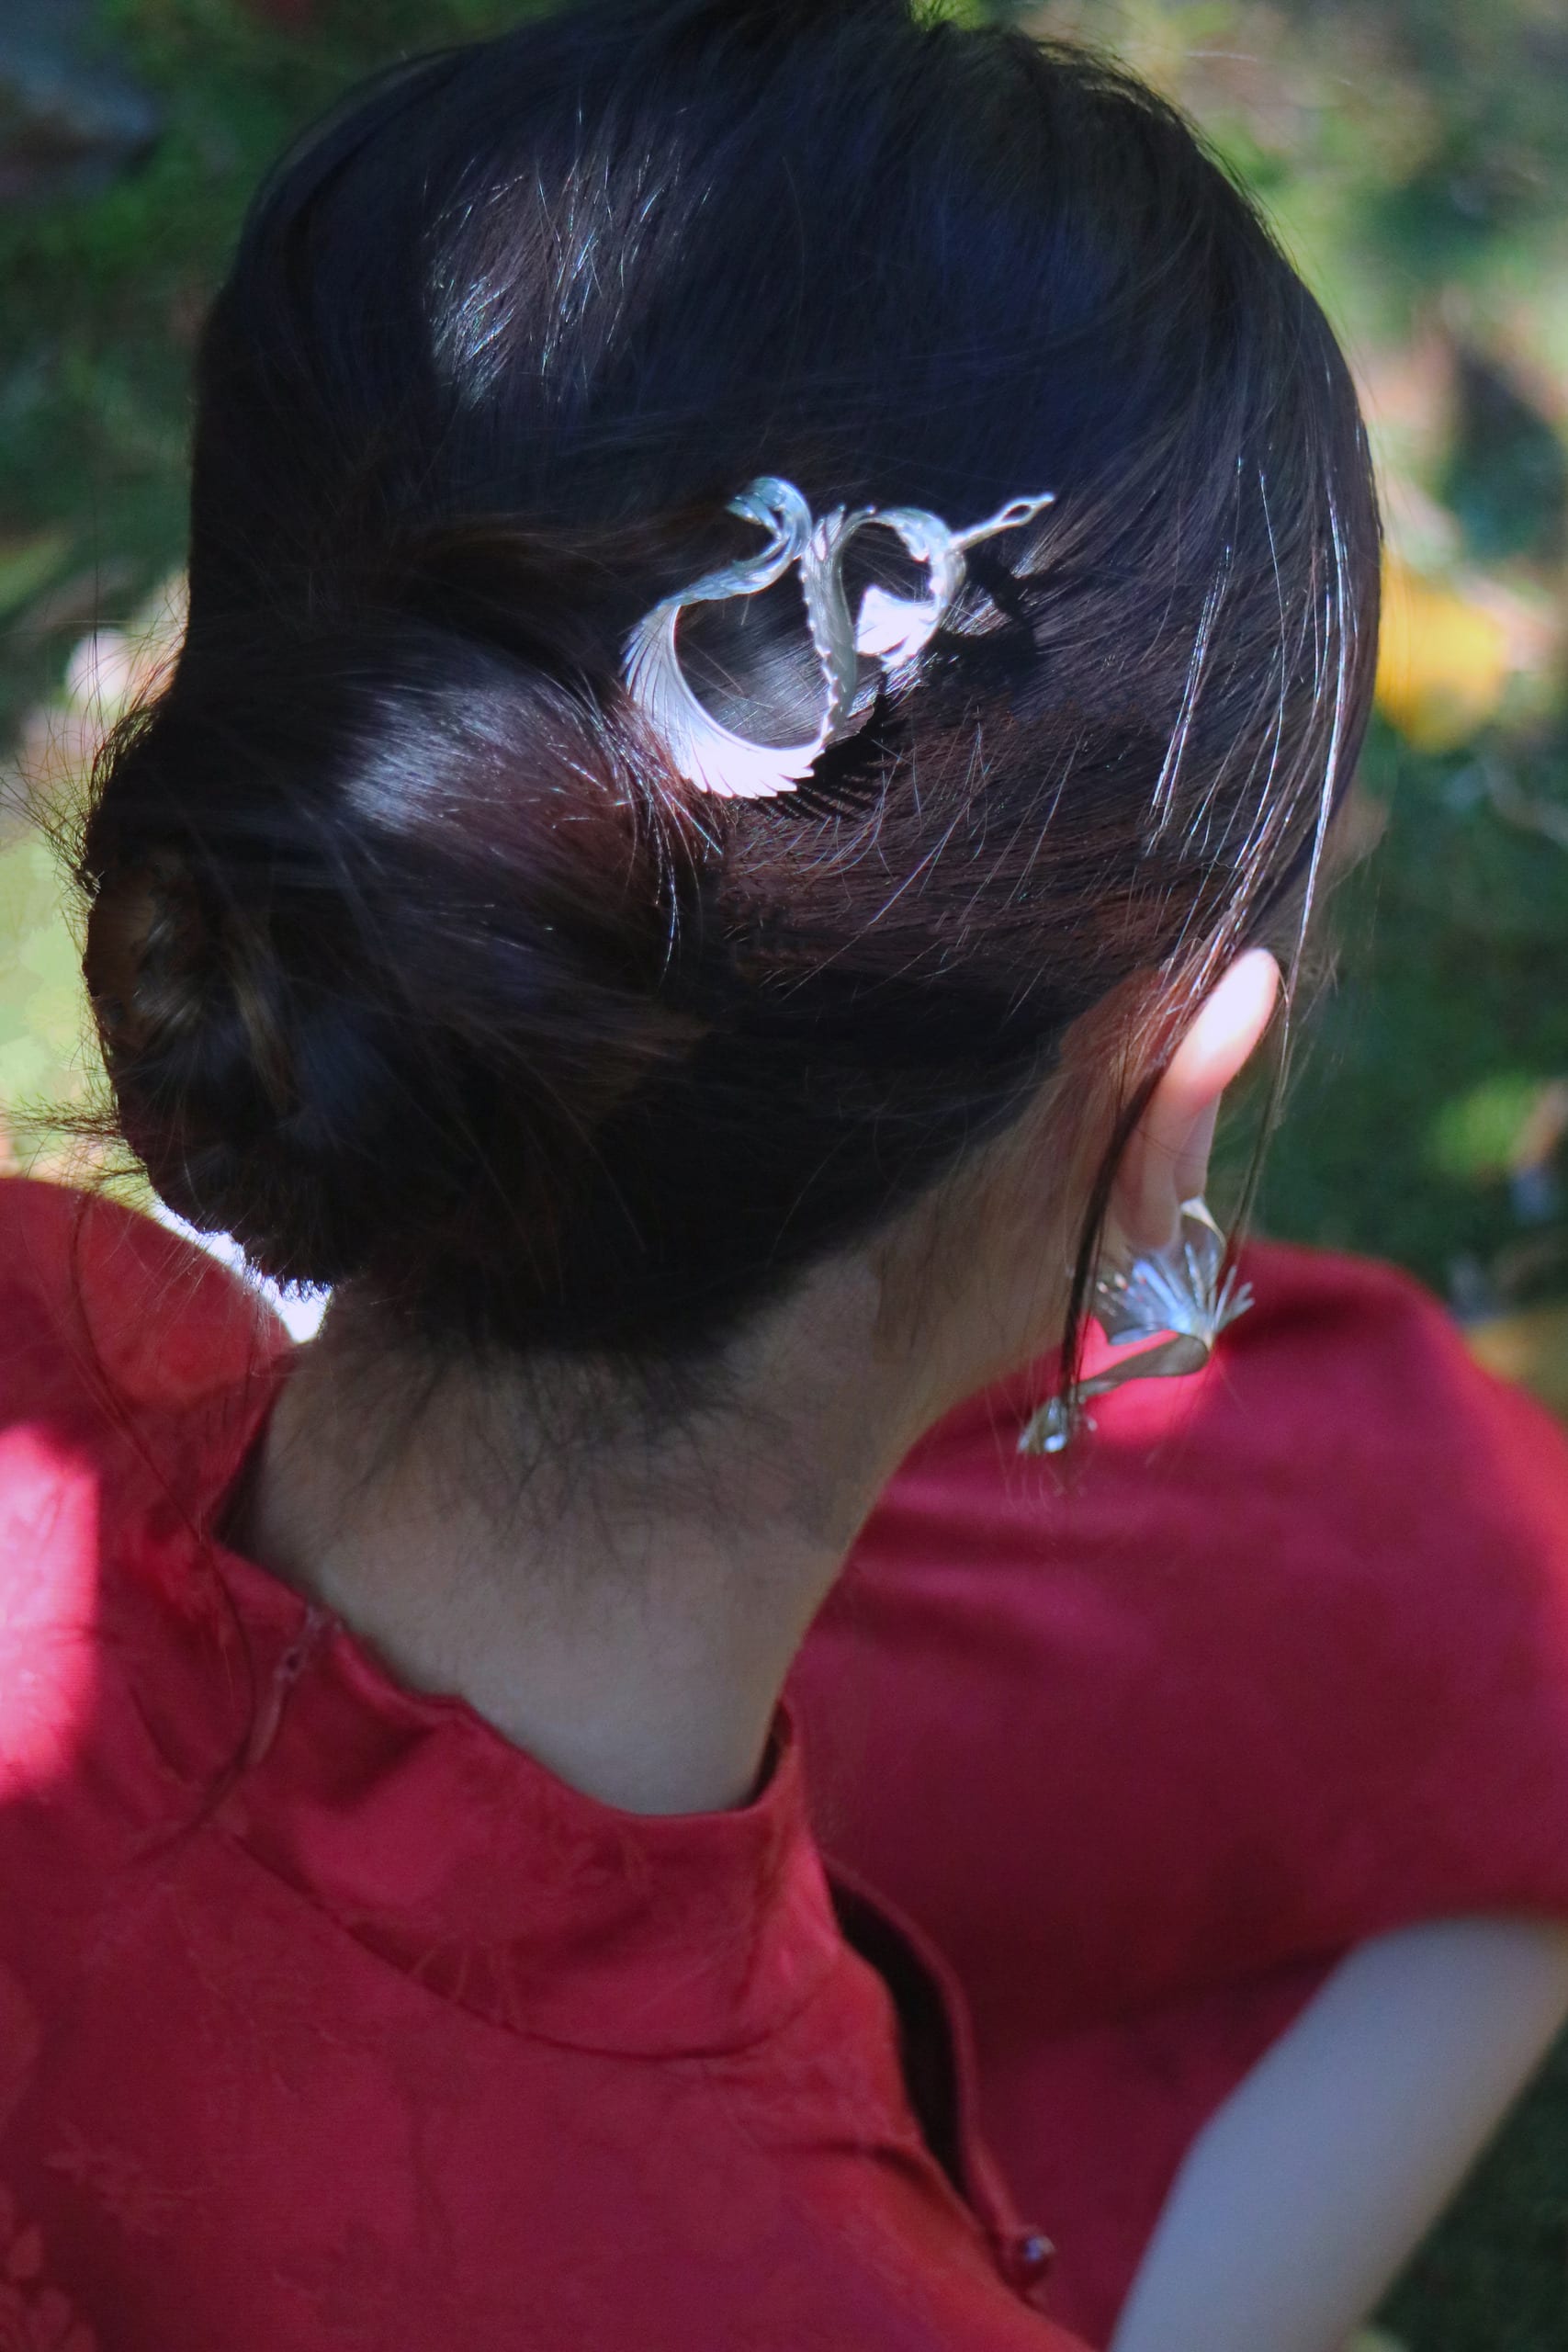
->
[1382,2032,1568,2350]
[1258,723,1568,1304]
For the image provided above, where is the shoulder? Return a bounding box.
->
[0,1180,287,1711]
[915,1237,1566,1516]
[1218,1239,1568,1532]
[0,1184,269,1835]
[1231,1236,1474,1367]
[835,1237,1568,1662]
[0,1176,284,1430]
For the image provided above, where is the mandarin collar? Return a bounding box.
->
[109,1365,846,2063]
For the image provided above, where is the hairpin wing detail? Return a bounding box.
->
[851,496,1056,672]
[625,478,817,799]
[625,480,1054,799]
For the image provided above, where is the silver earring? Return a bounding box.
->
[1017,1198,1253,1456]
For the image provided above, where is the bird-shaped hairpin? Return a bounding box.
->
[624,475,1055,799]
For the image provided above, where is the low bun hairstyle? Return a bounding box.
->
[82,0,1379,1360]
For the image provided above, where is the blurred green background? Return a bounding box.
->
[1,1,1566,2342]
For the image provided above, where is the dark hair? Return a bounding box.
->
[80,0,1379,1365]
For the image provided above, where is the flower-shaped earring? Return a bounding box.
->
[1019,1197,1253,1455]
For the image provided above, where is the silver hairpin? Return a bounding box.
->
[624,476,1054,799]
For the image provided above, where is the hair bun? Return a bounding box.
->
[81,624,708,1307]
[85,829,378,1284]
[85,848,212,1071]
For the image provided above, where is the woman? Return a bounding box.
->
[4,0,1565,2345]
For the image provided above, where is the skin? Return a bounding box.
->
[1111,1915,1568,2352]
[233,947,1568,2349]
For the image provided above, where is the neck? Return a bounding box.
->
[232,1256,946,1815]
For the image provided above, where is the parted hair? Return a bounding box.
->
[81,0,1380,1361]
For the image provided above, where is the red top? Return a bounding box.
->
[9,1175,1568,2351]
[0,1180,1074,2351]
[795,1246,1568,2342]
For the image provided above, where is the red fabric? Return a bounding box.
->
[9,1176,1568,2350]
[796,1244,1568,2343]
[0,1180,1076,2351]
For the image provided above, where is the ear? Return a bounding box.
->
[1111,949,1281,1257]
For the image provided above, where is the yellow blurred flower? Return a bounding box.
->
[1375,553,1513,752]
[1468,1301,1568,1423]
